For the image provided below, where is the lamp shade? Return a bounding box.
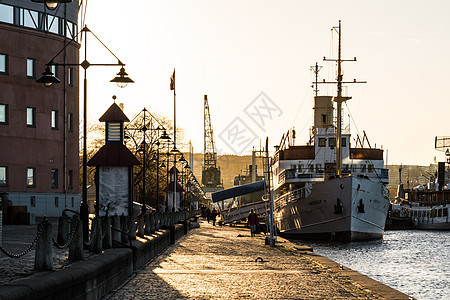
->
[110,67,134,88]
[159,130,171,140]
[31,0,73,10]
[170,147,180,154]
[36,66,60,87]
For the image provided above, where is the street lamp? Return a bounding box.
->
[36,26,133,243]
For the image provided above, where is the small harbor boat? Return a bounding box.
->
[394,162,450,230]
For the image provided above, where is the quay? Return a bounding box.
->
[108,220,410,300]
[0,217,411,299]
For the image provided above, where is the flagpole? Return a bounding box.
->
[173,69,177,211]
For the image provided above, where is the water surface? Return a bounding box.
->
[301,231,450,300]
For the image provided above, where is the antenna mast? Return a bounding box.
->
[310,62,322,97]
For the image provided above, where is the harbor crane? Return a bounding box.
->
[202,95,223,196]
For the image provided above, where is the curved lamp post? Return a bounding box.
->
[36,25,133,244]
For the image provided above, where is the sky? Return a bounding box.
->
[80,0,450,165]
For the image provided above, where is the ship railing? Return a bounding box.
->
[274,187,310,211]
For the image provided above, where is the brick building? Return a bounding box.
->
[0,0,80,217]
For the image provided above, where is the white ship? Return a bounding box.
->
[272,21,390,242]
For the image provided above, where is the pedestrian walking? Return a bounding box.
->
[210,208,218,226]
[206,207,211,223]
[247,209,259,237]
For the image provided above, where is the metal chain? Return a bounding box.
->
[101,218,107,239]
[0,221,46,258]
[83,217,97,246]
[52,216,79,249]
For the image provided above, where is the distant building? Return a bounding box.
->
[0,0,80,217]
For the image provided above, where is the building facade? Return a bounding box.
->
[0,0,80,217]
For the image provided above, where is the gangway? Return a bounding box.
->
[220,200,268,224]
[212,180,267,224]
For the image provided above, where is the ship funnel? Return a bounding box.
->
[313,96,334,129]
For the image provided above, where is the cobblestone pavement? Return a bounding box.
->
[107,220,384,300]
[0,218,92,285]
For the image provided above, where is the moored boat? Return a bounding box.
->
[272,21,390,242]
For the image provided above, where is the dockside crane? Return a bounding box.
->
[202,95,223,196]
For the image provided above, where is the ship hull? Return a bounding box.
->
[274,176,389,242]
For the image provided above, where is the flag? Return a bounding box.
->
[170,69,175,90]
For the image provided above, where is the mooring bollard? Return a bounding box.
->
[69,215,84,260]
[155,213,160,231]
[121,215,128,244]
[57,215,69,246]
[103,216,112,249]
[144,213,151,235]
[35,220,53,270]
[137,214,145,237]
[150,213,155,233]
[111,215,120,244]
[89,217,103,253]
[130,214,137,241]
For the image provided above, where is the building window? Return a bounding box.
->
[329,138,336,148]
[54,197,59,208]
[51,110,58,129]
[47,15,59,34]
[68,170,73,189]
[368,164,375,173]
[68,113,73,132]
[27,107,36,127]
[309,164,314,172]
[68,67,73,86]
[71,197,74,208]
[27,58,35,78]
[342,137,347,148]
[0,166,7,186]
[0,4,14,24]
[298,164,303,173]
[27,167,35,187]
[318,138,326,147]
[0,53,8,74]
[30,196,36,207]
[51,168,58,188]
[50,65,57,78]
[21,9,39,29]
[360,164,366,172]
[315,164,322,173]
[0,104,8,124]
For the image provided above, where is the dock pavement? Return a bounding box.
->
[106,219,411,300]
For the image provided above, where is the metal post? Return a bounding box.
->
[156,142,160,207]
[142,111,147,206]
[81,69,89,245]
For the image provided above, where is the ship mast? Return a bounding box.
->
[322,20,366,176]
